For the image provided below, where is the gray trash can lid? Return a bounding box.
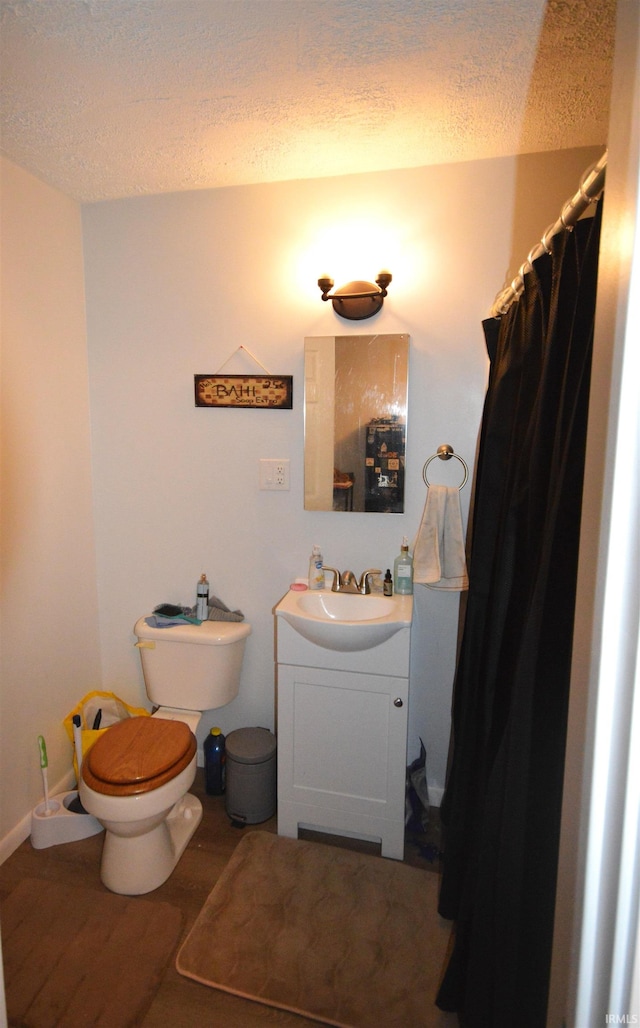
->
[226,727,276,764]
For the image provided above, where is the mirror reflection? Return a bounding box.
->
[304,334,409,513]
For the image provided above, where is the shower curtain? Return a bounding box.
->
[436,199,603,1027]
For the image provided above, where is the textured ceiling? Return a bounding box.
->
[0,0,615,203]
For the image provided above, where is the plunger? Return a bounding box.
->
[67,713,89,814]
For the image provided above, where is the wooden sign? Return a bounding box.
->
[195,375,293,409]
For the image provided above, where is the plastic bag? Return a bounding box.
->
[64,690,149,777]
[405,739,430,831]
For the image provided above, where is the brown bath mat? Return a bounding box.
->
[1,877,183,1027]
[176,831,455,1028]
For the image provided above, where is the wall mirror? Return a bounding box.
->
[304,334,409,513]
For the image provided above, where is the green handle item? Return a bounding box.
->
[37,735,48,769]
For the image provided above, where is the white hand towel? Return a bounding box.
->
[413,485,469,591]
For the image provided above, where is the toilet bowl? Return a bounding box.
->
[79,614,251,895]
[79,716,200,894]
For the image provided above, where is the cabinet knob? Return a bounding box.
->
[393,697,403,708]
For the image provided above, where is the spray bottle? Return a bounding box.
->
[196,573,209,620]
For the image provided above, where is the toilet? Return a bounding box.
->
[78,615,251,895]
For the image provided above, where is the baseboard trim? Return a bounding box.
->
[0,768,75,865]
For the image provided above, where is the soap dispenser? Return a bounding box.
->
[393,538,413,595]
[308,545,324,590]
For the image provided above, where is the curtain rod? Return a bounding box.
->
[490,148,608,319]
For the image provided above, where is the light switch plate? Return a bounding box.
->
[259,458,290,490]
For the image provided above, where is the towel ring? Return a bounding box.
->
[422,444,469,490]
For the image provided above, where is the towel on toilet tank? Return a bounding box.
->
[207,595,244,622]
[413,484,469,591]
[146,605,201,628]
[145,596,244,627]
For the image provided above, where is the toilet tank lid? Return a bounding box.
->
[134,616,251,646]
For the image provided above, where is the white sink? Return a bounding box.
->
[275,588,413,651]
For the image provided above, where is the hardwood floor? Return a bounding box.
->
[0,770,444,1026]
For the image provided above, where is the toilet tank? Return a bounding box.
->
[134,617,251,710]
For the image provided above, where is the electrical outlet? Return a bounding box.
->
[259,458,290,490]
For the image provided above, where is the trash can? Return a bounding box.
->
[225,727,277,824]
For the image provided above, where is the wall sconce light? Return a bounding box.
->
[317,271,392,321]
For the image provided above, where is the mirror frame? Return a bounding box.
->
[304,334,409,513]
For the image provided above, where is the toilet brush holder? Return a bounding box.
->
[30,790,103,849]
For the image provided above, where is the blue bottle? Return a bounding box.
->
[204,727,226,795]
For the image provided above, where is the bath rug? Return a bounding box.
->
[176,831,454,1028]
[1,877,183,1027]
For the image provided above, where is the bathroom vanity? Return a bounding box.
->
[274,588,413,859]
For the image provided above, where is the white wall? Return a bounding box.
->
[0,157,102,853]
[549,3,640,1022]
[82,146,601,804]
[0,146,601,854]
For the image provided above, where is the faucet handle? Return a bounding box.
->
[321,566,341,591]
[358,569,382,594]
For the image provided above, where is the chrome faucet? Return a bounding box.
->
[340,570,359,593]
[321,567,381,594]
[358,568,382,594]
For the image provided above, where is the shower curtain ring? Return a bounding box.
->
[578,161,601,205]
[541,223,555,254]
[519,259,532,279]
[560,201,575,230]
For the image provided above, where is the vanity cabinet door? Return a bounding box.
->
[277,664,408,859]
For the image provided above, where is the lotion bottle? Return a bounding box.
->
[393,538,413,595]
[308,545,324,590]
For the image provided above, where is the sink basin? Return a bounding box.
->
[298,591,395,621]
[275,588,413,651]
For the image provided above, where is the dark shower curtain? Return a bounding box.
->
[435,199,603,1027]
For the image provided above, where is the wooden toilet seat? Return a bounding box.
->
[82,716,197,796]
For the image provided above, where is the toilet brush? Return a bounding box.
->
[37,735,53,816]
